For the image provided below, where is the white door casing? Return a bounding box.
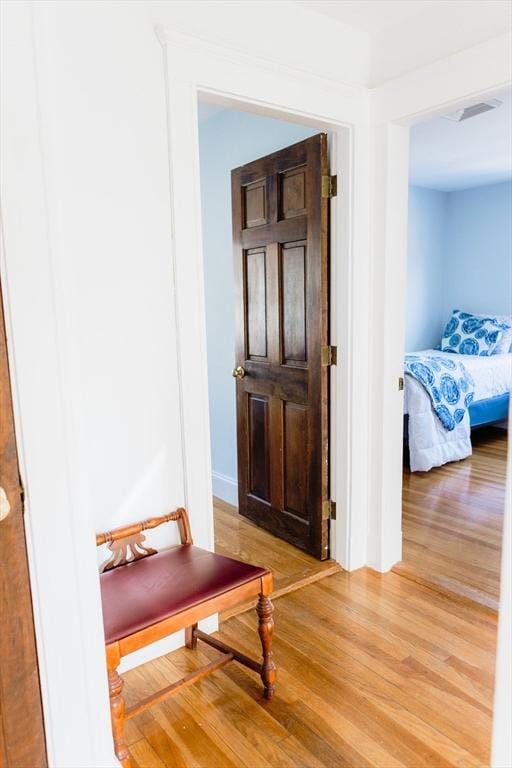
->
[158,26,373,571]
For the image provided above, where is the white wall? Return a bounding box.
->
[1,1,188,764]
[199,108,318,505]
[42,0,187,543]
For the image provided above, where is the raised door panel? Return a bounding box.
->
[243,179,267,228]
[283,402,309,521]
[279,166,307,220]
[281,241,307,366]
[248,394,271,503]
[245,247,268,360]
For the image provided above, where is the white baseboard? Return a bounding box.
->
[368,529,403,573]
[212,470,238,506]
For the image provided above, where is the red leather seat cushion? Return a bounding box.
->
[100,545,268,644]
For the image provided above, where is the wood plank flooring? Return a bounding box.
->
[120,462,504,767]
[400,427,507,609]
[123,568,497,767]
[213,497,341,619]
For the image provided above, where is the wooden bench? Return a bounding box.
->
[96,508,276,767]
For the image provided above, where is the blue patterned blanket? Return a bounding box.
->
[404,354,475,431]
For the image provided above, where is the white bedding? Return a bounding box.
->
[404,350,511,472]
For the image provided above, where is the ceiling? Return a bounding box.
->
[409,88,512,191]
[295,1,512,85]
[296,1,441,35]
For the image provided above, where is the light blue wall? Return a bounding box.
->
[405,187,448,352]
[199,109,318,501]
[443,181,512,319]
[406,180,512,352]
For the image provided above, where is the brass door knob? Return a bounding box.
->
[232,365,246,379]
[0,487,11,522]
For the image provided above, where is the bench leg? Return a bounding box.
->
[257,593,276,699]
[185,623,198,650]
[108,667,130,767]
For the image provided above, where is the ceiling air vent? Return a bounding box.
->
[442,99,502,122]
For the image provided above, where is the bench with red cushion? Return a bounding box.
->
[96,508,275,768]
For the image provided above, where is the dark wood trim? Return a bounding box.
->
[0,279,47,767]
[232,134,331,559]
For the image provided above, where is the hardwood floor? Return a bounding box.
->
[213,497,341,619]
[123,568,497,767]
[399,427,507,610]
[119,481,502,767]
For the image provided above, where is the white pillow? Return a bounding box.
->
[490,314,512,354]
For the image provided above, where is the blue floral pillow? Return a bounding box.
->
[441,309,503,356]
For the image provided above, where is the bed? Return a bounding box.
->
[404,349,511,472]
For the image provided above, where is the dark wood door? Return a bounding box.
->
[231,134,331,560]
[0,281,47,767]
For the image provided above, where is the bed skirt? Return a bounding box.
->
[469,392,510,428]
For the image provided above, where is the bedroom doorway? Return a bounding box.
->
[397,87,512,608]
[198,100,341,593]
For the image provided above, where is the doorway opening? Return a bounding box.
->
[397,87,512,608]
[197,100,342,602]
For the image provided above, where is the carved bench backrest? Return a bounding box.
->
[96,508,193,573]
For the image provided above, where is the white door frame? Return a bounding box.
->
[368,34,512,570]
[158,26,372,571]
[159,27,512,575]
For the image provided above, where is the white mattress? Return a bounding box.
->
[404,349,512,415]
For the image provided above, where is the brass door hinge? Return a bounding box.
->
[398,376,404,391]
[321,345,337,366]
[322,500,336,520]
[321,175,337,198]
